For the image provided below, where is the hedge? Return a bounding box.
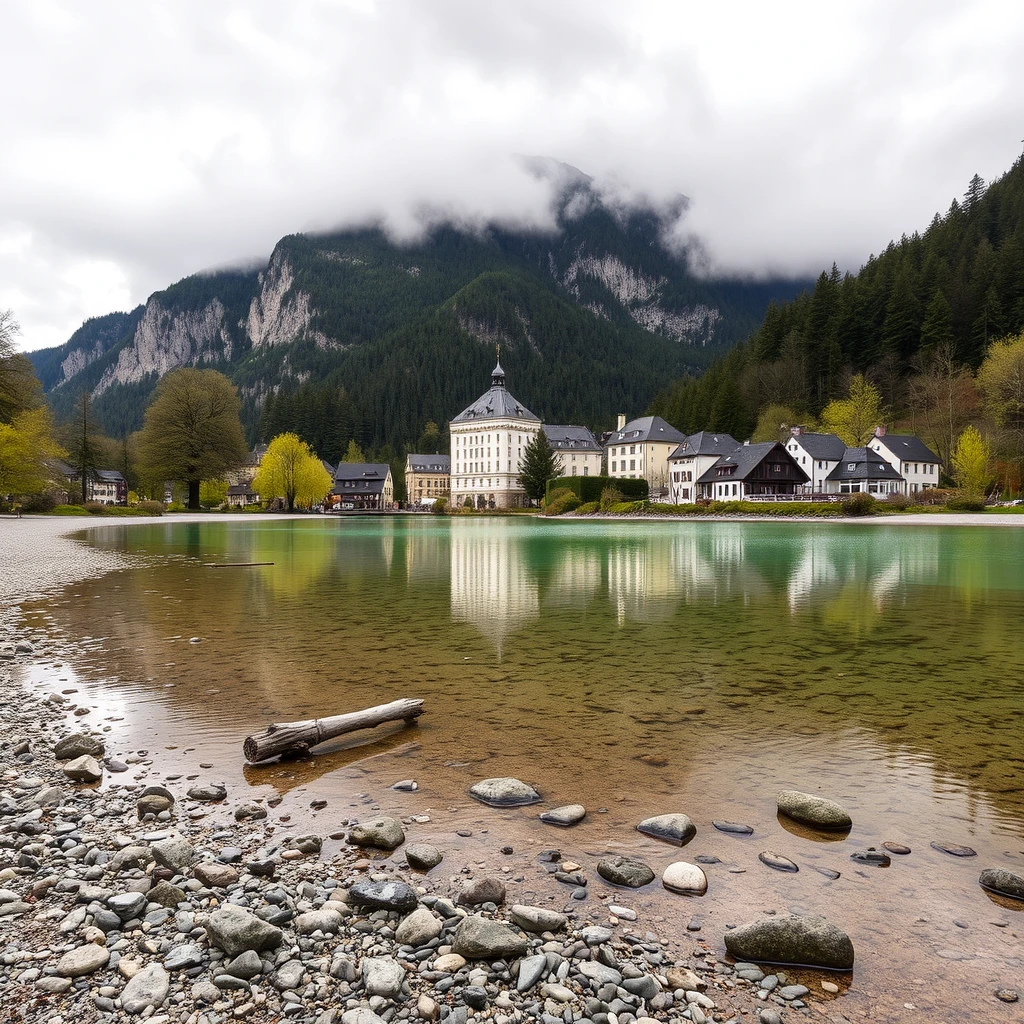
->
[545,475,648,503]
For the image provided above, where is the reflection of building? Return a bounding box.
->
[605,415,686,495]
[328,463,394,511]
[450,522,539,655]
[544,425,603,479]
[405,454,450,506]
[449,361,541,509]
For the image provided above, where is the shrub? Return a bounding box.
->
[463,496,474,509]
[21,493,56,514]
[946,496,986,512]
[599,486,626,511]
[432,496,448,514]
[575,501,599,514]
[841,492,876,516]
[84,501,106,515]
[883,493,913,511]
[139,500,165,516]
[545,491,581,516]
[607,500,647,514]
[166,501,186,512]
[50,504,90,516]
[545,475,648,504]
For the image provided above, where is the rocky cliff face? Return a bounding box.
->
[247,255,313,348]
[59,339,108,384]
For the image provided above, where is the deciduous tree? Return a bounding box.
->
[137,369,248,510]
[518,430,557,503]
[751,404,800,443]
[0,407,65,498]
[0,310,43,424]
[820,375,885,446]
[253,432,332,512]
[342,439,365,463]
[951,425,991,498]
[977,331,1024,480]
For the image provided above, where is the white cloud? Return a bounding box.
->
[3,0,1024,350]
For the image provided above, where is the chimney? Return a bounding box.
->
[790,425,804,437]
[874,424,886,438]
[616,414,626,431]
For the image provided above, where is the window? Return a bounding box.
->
[732,483,738,496]
[630,446,635,455]
[630,459,635,470]
[571,466,577,476]
[583,467,589,476]
[611,461,616,472]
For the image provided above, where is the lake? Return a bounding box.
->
[20,516,1024,1019]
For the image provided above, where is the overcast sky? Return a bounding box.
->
[4,0,1024,352]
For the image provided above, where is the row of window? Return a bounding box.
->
[455,433,529,446]
[611,460,637,472]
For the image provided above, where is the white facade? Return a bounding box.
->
[784,430,846,494]
[868,429,941,494]
[544,425,603,480]
[667,432,739,503]
[605,415,687,494]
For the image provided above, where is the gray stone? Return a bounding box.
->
[0,901,31,917]
[57,943,110,977]
[539,804,586,826]
[759,850,799,873]
[577,961,622,986]
[931,840,976,857]
[396,906,442,946]
[712,820,754,835]
[362,956,405,998]
[36,977,73,994]
[186,783,226,801]
[405,843,443,870]
[164,943,205,971]
[108,892,148,920]
[342,1010,387,1024]
[758,1012,783,1024]
[147,881,186,908]
[110,845,154,872]
[622,975,660,1001]
[234,801,267,821]
[581,925,613,945]
[468,777,541,807]
[452,915,528,960]
[517,953,548,991]
[63,754,103,783]
[194,862,238,888]
[121,963,170,1014]
[637,813,696,846]
[980,868,1024,901]
[272,959,306,991]
[597,856,655,888]
[224,950,264,980]
[510,904,568,933]
[662,861,708,896]
[724,914,854,970]
[392,779,418,791]
[348,880,419,912]
[206,905,283,957]
[151,836,194,871]
[779,984,810,1000]
[137,794,173,818]
[459,876,506,906]
[295,909,343,935]
[284,834,322,855]
[54,732,105,760]
[347,816,405,850]
[777,790,852,831]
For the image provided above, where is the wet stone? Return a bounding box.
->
[54,732,105,760]
[539,804,586,827]
[759,850,798,873]
[776,790,852,831]
[637,813,696,846]
[597,856,655,888]
[979,868,1024,901]
[850,849,891,867]
[883,842,912,855]
[459,876,506,906]
[348,879,420,912]
[713,820,754,836]
[468,777,541,807]
[406,843,443,870]
[348,816,406,850]
[996,989,1019,1003]
[931,841,977,857]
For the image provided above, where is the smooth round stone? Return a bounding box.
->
[759,851,798,873]
[777,790,852,831]
[882,842,911,855]
[539,804,586,827]
[405,844,443,871]
[637,813,696,846]
[979,868,1024,902]
[725,914,855,971]
[187,783,227,802]
[850,849,890,867]
[662,861,708,896]
[348,817,405,850]
[348,880,419,912]
[469,777,541,807]
[598,856,655,888]
[510,904,568,933]
[713,820,754,836]
[931,841,977,857]
[57,943,110,977]
[459,877,506,906]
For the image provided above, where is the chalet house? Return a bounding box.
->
[667,431,740,503]
[406,454,451,505]
[226,482,259,508]
[51,461,128,505]
[605,415,687,496]
[825,446,904,496]
[543,425,603,478]
[697,441,809,499]
[868,427,942,494]
[785,428,848,494]
[328,463,394,511]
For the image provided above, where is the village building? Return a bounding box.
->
[405,454,451,505]
[824,446,904,495]
[868,426,942,494]
[696,441,809,499]
[51,461,128,505]
[604,415,687,497]
[328,463,394,511]
[785,427,848,494]
[667,431,740,503]
[226,481,259,508]
[449,360,541,509]
[543,425,603,478]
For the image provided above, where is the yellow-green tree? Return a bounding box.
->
[0,406,65,497]
[199,479,228,507]
[820,375,885,446]
[950,425,991,499]
[342,439,365,463]
[751,404,801,443]
[253,433,332,512]
[977,332,1024,479]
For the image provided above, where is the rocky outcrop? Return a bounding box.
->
[247,254,319,348]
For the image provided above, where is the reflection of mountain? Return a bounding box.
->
[449,521,539,657]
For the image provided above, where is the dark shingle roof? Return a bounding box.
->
[826,447,904,482]
[669,431,740,460]
[227,483,256,496]
[451,362,540,424]
[332,463,392,495]
[789,432,847,461]
[542,425,601,451]
[407,454,451,472]
[696,441,809,484]
[94,469,126,484]
[605,416,686,447]
[871,434,941,464]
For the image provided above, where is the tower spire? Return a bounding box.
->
[491,346,506,388]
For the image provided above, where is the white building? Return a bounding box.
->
[784,427,847,494]
[868,427,942,494]
[449,361,541,509]
[823,447,903,496]
[604,415,687,496]
[667,431,739,503]
[544,425,602,479]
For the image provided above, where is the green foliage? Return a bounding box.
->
[821,375,885,445]
[606,499,647,514]
[575,500,599,514]
[600,486,627,510]
[519,430,558,502]
[0,406,65,498]
[253,432,333,511]
[657,500,845,517]
[543,488,581,515]
[342,439,365,463]
[48,504,90,516]
[883,492,914,510]
[752,404,801,442]
[840,492,877,516]
[945,495,987,511]
[199,479,229,508]
[545,475,649,503]
[20,493,56,514]
[138,500,165,515]
[432,495,448,514]
[951,424,992,497]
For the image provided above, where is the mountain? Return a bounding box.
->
[31,165,809,458]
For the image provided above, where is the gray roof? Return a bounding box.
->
[669,431,740,460]
[789,432,847,461]
[605,416,686,447]
[543,425,601,451]
[94,469,126,484]
[332,463,391,495]
[451,362,540,424]
[697,441,808,484]
[826,447,904,482]
[407,454,451,472]
[872,434,941,464]
[227,482,256,496]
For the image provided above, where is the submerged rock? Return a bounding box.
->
[759,850,799,873]
[850,849,891,867]
[637,813,696,846]
[724,914,855,970]
[777,790,852,831]
[469,777,541,807]
[979,868,1024,901]
[598,856,655,888]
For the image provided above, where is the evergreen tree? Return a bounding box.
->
[919,289,955,354]
[518,430,558,502]
[343,439,365,463]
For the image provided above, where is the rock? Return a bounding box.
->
[272,960,306,991]
[405,843,443,870]
[164,944,205,971]
[121,963,170,1014]
[979,868,1024,901]
[234,802,267,821]
[206,905,283,957]
[459,876,506,906]
[186,783,226,802]
[347,816,405,850]
[137,794,174,818]
[598,855,655,888]
[608,904,637,921]
[623,975,660,1001]
[517,953,548,991]
[57,943,110,977]
[581,925,613,945]
[194,862,239,888]
[342,1010,388,1024]
[665,967,705,992]
[758,1012,783,1024]
[348,879,419,912]
[931,841,977,857]
[295,909,343,935]
[151,836,194,871]
[724,914,855,970]
[777,790,852,831]
[108,892,147,920]
[452,915,528,960]
[662,861,708,895]
[759,850,799,873]
[417,994,438,1020]
[224,951,264,980]
[362,956,405,998]
[813,866,842,880]
[850,849,891,867]
[996,989,1019,1003]
[712,820,754,835]
[883,842,911,855]
[147,881,186,907]
[36,977,73,994]
[54,732,105,760]
[110,845,154,872]
[510,904,568,933]
[577,961,622,986]
[63,755,103,783]
[433,953,466,973]
[539,804,586,826]
[468,777,541,807]
[637,813,696,846]
[391,779,418,791]
[395,906,442,946]
[284,834,322,855]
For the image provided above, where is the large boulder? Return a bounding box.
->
[395,907,442,946]
[724,914,854,970]
[979,868,1024,901]
[637,813,696,846]
[54,733,105,760]
[348,880,419,912]
[121,963,170,1014]
[63,755,103,783]
[469,777,541,807]
[206,905,283,957]
[452,915,528,960]
[347,817,405,850]
[777,790,852,831]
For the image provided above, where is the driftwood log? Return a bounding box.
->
[243,698,424,764]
